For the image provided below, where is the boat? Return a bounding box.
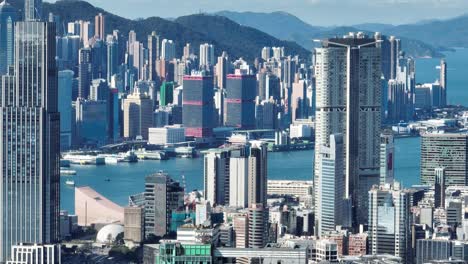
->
[134,150,167,160]
[63,154,105,165]
[65,180,75,186]
[102,151,139,164]
[105,178,111,182]
[60,169,76,176]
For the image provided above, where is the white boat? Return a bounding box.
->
[63,154,105,165]
[60,169,76,176]
[134,150,167,160]
[65,180,75,186]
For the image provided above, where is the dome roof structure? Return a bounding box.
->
[96,224,124,243]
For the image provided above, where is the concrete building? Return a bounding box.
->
[348,233,368,256]
[229,156,249,208]
[267,180,313,197]
[421,133,468,186]
[148,125,185,145]
[314,34,382,226]
[75,186,124,226]
[0,11,60,262]
[123,89,153,140]
[144,171,184,238]
[6,244,60,264]
[124,206,144,243]
[204,148,232,205]
[248,204,268,248]
[434,168,446,209]
[233,214,248,248]
[368,183,411,263]
[440,59,447,106]
[415,239,468,264]
[315,134,346,236]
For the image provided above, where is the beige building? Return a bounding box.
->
[124,206,144,243]
[123,89,153,140]
[75,186,124,226]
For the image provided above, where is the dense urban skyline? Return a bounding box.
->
[47,0,468,26]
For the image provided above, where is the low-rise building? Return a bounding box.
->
[148,125,185,145]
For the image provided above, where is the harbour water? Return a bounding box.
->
[61,48,468,213]
[61,136,421,213]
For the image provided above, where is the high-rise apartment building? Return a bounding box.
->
[199,43,215,69]
[106,34,119,83]
[315,134,346,236]
[225,69,256,129]
[368,183,411,263]
[161,39,176,61]
[421,133,468,186]
[0,2,60,261]
[182,72,214,139]
[123,89,153,140]
[94,13,105,40]
[261,47,271,61]
[216,52,228,89]
[0,0,17,75]
[314,33,382,226]
[248,141,268,207]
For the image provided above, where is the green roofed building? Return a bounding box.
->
[156,242,212,264]
[160,82,175,106]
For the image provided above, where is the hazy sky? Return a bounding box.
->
[47,0,468,26]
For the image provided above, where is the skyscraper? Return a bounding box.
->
[421,133,468,186]
[216,52,228,89]
[389,36,401,80]
[434,167,446,209]
[380,133,395,185]
[314,33,382,226]
[0,0,18,75]
[106,34,119,83]
[78,47,92,99]
[204,148,231,205]
[58,70,74,151]
[440,59,447,106]
[123,89,153,140]
[248,141,268,207]
[368,183,411,263]
[161,39,176,61]
[0,4,60,261]
[94,13,105,40]
[182,71,214,139]
[144,171,184,238]
[315,134,346,236]
[24,0,42,21]
[225,68,256,129]
[199,43,215,69]
[148,31,160,81]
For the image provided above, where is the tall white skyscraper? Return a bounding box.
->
[229,156,249,208]
[161,39,176,61]
[369,183,411,263]
[315,134,346,236]
[314,33,382,226]
[0,1,60,261]
[199,43,215,68]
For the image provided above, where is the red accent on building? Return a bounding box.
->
[183,75,212,81]
[227,74,256,80]
[185,127,213,138]
[183,100,204,106]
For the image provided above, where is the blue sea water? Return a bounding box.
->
[61,49,468,213]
